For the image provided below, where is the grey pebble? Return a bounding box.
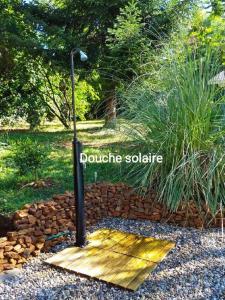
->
[0,217,225,300]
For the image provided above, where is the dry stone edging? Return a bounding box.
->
[0,182,222,272]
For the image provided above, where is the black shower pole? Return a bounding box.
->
[70,48,88,247]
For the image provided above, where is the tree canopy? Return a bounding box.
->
[0,0,222,128]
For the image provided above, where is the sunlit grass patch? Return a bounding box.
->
[0,120,128,213]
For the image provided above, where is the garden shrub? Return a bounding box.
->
[13,138,48,181]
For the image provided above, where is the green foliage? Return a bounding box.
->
[190,11,225,64]
[0,0,38,64]
[0,52,100,129]
[210,0,224,16]
[122,50,225,213]
[106,0,150,81]
[102,0,151,126]
[75,79,100,120]
[0,0,196,126]
[0,54,47,128]
[0,121,126,213]
[12,138,48,180]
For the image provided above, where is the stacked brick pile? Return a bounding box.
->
[0,194,76,272]
[0,182,223,271]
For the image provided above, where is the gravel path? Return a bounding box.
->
[0,218,225,300]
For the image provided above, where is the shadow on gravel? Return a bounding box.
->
[36,284,105,300]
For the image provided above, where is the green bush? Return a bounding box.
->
[13,138,48,181]
[122,50,225,214]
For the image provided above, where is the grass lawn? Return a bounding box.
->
[0,120,129,214]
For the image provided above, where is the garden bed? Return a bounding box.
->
[0,182,223,272]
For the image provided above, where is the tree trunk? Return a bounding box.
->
[104,90,117,128]
[60,117,70,129]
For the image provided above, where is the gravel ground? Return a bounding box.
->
[0,218,225,300]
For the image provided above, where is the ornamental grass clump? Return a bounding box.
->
[122,51,225,213]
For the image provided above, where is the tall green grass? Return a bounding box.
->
[121,50,225,213]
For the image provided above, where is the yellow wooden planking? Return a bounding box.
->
[127,262,157,291]
[95,229,175,263]
[46,247,101,270]
[99,252,157,290]
[87,228,128,249]
[68,249,123,278]
[45,228,175,291]
[127,237,175,263]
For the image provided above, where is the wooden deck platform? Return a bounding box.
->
[45,228,175,291]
